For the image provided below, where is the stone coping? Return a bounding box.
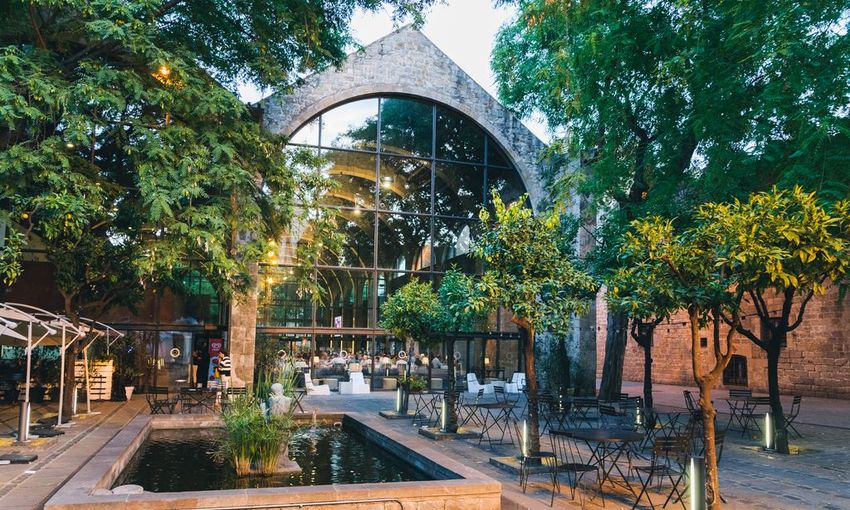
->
[45,412,501,510]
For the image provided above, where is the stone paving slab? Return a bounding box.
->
[0,400,144,510]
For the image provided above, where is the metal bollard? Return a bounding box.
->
[17,401,30,443]
[689,455,706,510]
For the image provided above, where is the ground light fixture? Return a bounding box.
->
[440,397,448,431]
[689,456,706,510]
[519,419,529,458]
[764,411,774,451]
[395,386,403,414]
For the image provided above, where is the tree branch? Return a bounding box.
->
[788,288,816,331]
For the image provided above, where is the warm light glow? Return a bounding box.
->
[65,142,75,149]
[484,357,490,365]
[421,356,429,366]
[353,207,362,216]
[312,356,320,364]
[158,65,171,76]
[265,276,274,285]
[267,250,276,258]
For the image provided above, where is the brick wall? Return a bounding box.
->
[596,286,850,398]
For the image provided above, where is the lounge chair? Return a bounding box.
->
[304,374,331,395]
[466,373,494,395]
[339,372,370,394]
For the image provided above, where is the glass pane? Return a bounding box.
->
[377,213,432,270]
[320,150,376,209]
[315,269,373,328]
[379,98,433,158]
[379,155,432,213]
[320,99,379,151]
[433,218,482,274]
[434,162,485,218]
[486,137,511,167]
[289,118,319,146]
[486,166,527,208]
[377,271,430,325]
[436,106,484,163]
[316,210,375,268]
[257,267,312,328]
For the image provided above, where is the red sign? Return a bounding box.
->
[208,338,223,381]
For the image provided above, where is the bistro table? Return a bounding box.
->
[179,387,219,414]
[411,392,440,426]
[469,402,517,446]
[567,428,645,499]
[728,396,771,436]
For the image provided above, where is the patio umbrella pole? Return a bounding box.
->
[18,321,33,442]
[58,325,66,425]
[84,345,91,414]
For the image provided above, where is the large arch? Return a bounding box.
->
[262,26,548,212]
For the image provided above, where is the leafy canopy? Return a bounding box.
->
[379,277,443,346]
[0,0,434,307]
[472,191,596,332]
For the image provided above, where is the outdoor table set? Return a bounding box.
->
[468,401,517,446]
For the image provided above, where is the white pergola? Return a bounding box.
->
[0,302,121,442]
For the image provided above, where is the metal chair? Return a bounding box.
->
[549,429,602,507]
[511,419,556,497]
[740,396,771,436]
[146,386,177,414]
[631,435,690,510]
[784,395,803,438]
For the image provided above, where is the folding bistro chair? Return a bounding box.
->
[567,397,598,429]
[784,396,803,438]
[549,429,602,507]
[146,386,177,414]
[631,435,690,510]
[740,396,771,436]
[724,388,752,431]
[511,419,556,496]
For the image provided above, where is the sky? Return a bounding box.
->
[237,0,550,143]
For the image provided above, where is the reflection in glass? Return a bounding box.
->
[379,155,431,212]
[487,166,526,207]
[316,269,373,328]
[257,268,312,328]
[320,99,379,151]
[434,162,484,218]
[433,218,481,273]
[437,107,484,163]
[316,211,375,268]
[320,150,376,208]
[377,213,432,270]
[290,118,319,146]
[380,98,433,158]
[486,137,511,168]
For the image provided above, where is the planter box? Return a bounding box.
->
[75,360,114,401]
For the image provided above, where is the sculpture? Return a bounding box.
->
[267,383,292,417]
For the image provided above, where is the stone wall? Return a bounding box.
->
[596,286,850,398]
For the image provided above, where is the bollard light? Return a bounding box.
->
[395,387,403,414]
[764,411,774,451]
[521,419,529,458]
[689,455,706,510]
[441,398,448,432]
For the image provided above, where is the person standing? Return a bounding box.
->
[191,349,201,386]
[217,348,231,395]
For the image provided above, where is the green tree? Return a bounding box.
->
[492,0,850,399]
[380,278,443,356]
[471,191,596,453]
[0,0,434,418]
[704,187,850,454]
[624,215,742,510]
[437,268,489,432]
[606,255,679,409]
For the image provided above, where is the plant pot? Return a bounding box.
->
[124,386,135,401]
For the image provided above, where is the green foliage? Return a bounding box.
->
[218,393,293,476]
[398,374,427,392]
[0,0,434,303]
[705,187,849,300]
[437,268,489,333]
[472,191,596,332]
[379,277,443,348]
[493,0,850,279]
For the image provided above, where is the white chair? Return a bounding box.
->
[304,374,331,395]
[506,372,526,394]
[339,372,370,395]
[466,373,494,395]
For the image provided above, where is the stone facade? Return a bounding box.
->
[596,286,850,398]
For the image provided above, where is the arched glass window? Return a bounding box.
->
[259,96,527,333]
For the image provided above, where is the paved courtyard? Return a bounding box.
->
[0,385,848,509]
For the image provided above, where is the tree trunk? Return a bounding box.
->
[443,336,458,433]
[521,323,541,454]
[697,380,721,509]
[642,340,653,410]
[767,341,789,453]
[599,311,628,400]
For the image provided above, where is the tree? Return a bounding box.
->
[704,187,850,453]
[606,256,679,409]
[471,191,596,453]
[492,0,850,399]
[624,215,742,510]
[437,268,489,433]
[1,0,435,419]
[380,278,443,357]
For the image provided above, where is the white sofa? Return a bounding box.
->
[339,372,370,395]
[466,373,494,395]
[304,374,331,395]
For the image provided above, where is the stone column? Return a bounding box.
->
[227,284,259,389]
